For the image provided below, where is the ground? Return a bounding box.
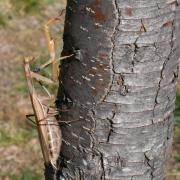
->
[0,0,179,179]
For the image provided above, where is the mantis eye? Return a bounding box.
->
[33,67,41,73]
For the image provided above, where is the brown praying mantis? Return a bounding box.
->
[24,16,73,169]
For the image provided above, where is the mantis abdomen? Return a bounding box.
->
[43,111,62,168]
[33,97,62,168]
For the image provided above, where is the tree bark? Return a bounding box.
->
[57,0,180,179]
[44,164,57,180]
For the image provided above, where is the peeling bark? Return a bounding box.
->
[56,0,180,179]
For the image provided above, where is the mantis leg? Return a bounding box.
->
[33,16,73,83]
[26,115,58,127]
[39,54,73,71]
[30,71,54,84]
[24,56,72,101]
[26,114,37,127]
[26,112,80,126]
[44,16,64,82]
[24,57,54,99]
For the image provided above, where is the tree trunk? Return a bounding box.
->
[57,0,180,179]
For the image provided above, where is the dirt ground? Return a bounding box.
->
[0,0,179,179]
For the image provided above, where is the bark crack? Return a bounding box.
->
[152,18,175,123]
[156,3,160,9]
[100,153,105,180]
[98,2,121,179]
[144,152,154,180]
[102,0,120,102]
[106,119,114,143]
[132,37,139,73]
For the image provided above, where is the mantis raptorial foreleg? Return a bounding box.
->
[43,16,64,82]
[32,16,73,84]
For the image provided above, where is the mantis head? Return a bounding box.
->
[24,56,35,64]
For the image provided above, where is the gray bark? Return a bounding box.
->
[57,0,180,179]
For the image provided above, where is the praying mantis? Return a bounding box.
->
[24,16,72,169]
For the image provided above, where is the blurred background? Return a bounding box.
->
[0,0,66,179]
[0,0,179,179]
